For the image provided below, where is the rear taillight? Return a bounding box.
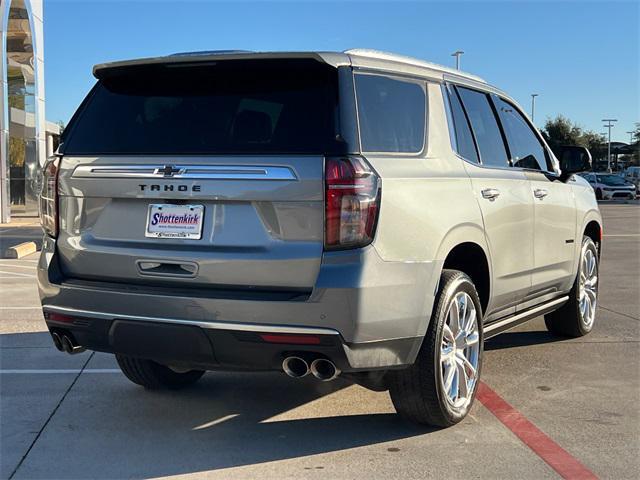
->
[39,157,60,238]
[324,155,380,250]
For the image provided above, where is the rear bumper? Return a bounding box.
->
[43,309,418,373]
[38,237,440,371]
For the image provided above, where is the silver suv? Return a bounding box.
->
[38,50,602,427]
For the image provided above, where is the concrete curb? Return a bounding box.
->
[4,241,38,259]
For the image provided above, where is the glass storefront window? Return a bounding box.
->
[5,0,38,216]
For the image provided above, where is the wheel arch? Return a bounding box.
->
[581,211,603,258]
[435,225,492,315]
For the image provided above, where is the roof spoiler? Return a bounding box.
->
[92,52,347,79]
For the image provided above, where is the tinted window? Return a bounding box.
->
[456,87,509,168]
[63,60,340,155]
[446,85,479,163]
[495,98,547,170]
[355,74,425,153]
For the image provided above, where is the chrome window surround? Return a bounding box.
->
[443,81,561,177]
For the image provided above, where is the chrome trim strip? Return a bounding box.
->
[484,296,568,335]
[43,305,340,336]
[72,165,298,180]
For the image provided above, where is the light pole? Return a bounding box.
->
[627,131,634,144]
[530,94,539,123]
[451,50,464,70]
[602,119,618,173]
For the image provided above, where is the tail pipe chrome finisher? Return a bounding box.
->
[310,358,340,382]
[60,334,86,355]
[282,356,310,378]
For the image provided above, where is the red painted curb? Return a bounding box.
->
[477,382,598,480]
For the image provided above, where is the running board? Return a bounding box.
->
[484,296,569,339]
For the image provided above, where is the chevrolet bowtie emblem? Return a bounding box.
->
[157,165,181,177]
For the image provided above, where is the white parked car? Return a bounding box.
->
[624,166,640,191]
[580,172,636,200]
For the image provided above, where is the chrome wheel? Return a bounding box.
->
[579,246,598,329]
[440,291,480,409]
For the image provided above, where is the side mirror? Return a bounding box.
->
[557,146,592,181]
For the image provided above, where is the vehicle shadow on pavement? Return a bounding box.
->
[2,332,434,478]
[485,329,567,351]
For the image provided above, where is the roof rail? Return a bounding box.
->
[344,48,486,83]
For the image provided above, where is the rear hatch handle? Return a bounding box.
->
[136,260,198,278]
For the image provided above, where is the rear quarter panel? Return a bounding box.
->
[364,82,489,335]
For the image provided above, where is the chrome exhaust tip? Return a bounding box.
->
[282,356,309,378]
[61,335,86,355]
[310,358,340,382]
[61,335,73,353]
[51,332,63,352]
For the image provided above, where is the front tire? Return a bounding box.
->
[595,188,603,200]
[388,270,483,427]
[116,354,205,389]
[545,236,599,337]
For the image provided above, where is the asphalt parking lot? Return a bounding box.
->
[1,203,638,480]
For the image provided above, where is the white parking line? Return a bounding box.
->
[0,259,38,263]
[603,234,640,237]
[194,414,240,430]
[0,306,42,310]
[0,264,36,269]
[0,369,120,374]
[0,270,35,278]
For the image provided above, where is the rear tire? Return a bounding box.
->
[388,270,483,427]
[116,354,205,389]
[544,236,598,337]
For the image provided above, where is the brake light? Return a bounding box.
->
[39,157,60,238]
[324,155,380,250]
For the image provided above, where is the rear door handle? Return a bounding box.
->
[481,188,500,200]
[534,188,548,199]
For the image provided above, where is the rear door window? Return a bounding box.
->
[62,60,340,155]
[354,74,426,153]
[446,85,479,163]
[456,86,509,168]
[495,97,548,171]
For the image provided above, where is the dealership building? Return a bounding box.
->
[1,0,59,222]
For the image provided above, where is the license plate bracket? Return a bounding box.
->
[145,204,204,239]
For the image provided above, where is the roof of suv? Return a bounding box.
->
[92,49,487,85]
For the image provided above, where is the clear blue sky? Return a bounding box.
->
[44,0,639,142]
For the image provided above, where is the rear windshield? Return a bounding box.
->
[62,60,341,155]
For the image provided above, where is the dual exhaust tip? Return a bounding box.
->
[51,332,85,355]
[282,356,340,382]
